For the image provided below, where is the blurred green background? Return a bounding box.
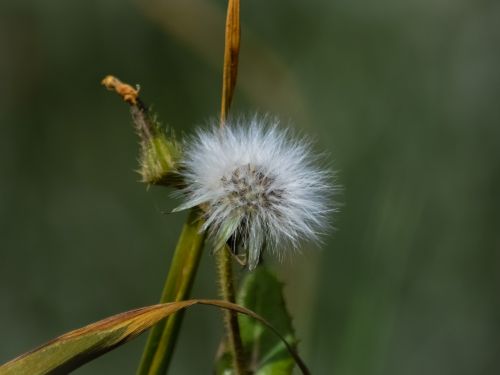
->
[1,0,499,374]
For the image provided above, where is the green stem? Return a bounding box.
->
[216,246,246,374]
[137,208,206,375]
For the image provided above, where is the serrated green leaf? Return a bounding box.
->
[216,266,301,375]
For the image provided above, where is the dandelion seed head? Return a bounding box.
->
[175,115,336,270]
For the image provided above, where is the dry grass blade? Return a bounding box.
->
[0,303,194,375]
[220,0,240,125]
[0,299,309,375]
[137,0,308,126]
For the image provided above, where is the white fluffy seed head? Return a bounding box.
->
[175,116,336,270]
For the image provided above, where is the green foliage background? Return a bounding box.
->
[1,0,499,374]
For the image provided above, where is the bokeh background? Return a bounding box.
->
[1,0,499,374]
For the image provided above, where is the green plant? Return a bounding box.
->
[0,1,334,374]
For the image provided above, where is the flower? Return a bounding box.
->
[175,116,335,269]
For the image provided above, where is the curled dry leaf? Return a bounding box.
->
[101,75,139,105]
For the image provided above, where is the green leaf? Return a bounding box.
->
[216,266,302,375]
[136,208,206,375]
[0,299,307,375]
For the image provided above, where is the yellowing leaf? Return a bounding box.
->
[0,299,308,375]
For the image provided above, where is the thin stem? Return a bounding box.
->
[216,246,246,374]
[137,209,206,375]
[216,0,246,373]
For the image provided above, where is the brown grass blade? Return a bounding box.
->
[220,0,240,125]
[136,0,308,126]
[0,299,309,375]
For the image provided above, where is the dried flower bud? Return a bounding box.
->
[102,75,181,185]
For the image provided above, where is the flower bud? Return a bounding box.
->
[131,106,181,185]
[102,75,181,186]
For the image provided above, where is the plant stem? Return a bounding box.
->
[137,208,206,375]
[216,246,246,374]
[216,0,245,373]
